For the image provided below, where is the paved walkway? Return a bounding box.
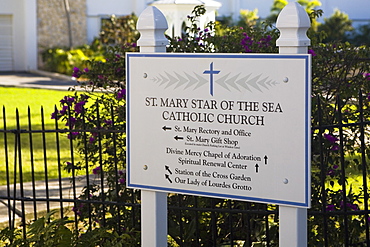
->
[0,175,97,225]
[0,70,78,91]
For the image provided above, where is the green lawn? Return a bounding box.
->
[0,87,77,185]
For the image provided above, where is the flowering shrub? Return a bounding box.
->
[50,42,140,243]
[309,42,370,246]
[167,6,278,54]
[49,5,370,246]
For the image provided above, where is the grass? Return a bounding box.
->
[0,87,77,185]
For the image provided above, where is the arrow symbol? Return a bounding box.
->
[165,174,173,183]
[165,165,172,174]
[255,164,259,173]
[162,126,172,131]
[174,136,184,141]
[264,155,268,165]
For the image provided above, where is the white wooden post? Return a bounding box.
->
[276,3,311,247]
[136,6,169,247]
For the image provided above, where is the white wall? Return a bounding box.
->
[0,0,37,71]
[87,0,133,16]
[23,0,37,71]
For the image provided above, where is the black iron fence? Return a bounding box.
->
[0,93,369,246]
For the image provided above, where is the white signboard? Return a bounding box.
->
[126,53,311,208]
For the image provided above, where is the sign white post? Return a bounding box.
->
[130,3,311,247]
[136,6,169,247]
[276,3,311,247]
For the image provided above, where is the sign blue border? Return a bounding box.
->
[126,53,311,208]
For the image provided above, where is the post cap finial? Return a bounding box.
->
[276,2,311,48]
[137,6,169,49]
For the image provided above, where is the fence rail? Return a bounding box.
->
[0,93,369,246]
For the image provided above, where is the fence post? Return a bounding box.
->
[276,2,311,247]
[136,6,169,247]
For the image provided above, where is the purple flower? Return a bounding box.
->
[118,178,126,184]
[74,101,86,114]
[241,34,253,53]
[326,204,335,211]
[89,137,95,144]
[72,206,81,215]
[204,28,209,32]
[327,164,340,176]
[258,35,272,48]
[118,170,125,176]
[350,204,359,210]
[51,111,58,120]
[340,201,359,210]
[327,169,335,176]
[67,132,79,139]
[308,49,316,56]
[324,133,338,144]
[84,68,89,73]
[331,144,339,151]
[60,96,75,104]
[72,204,84,215]
[66,117,77,128]
[72,67,81,78]
[104,119,113,125]
[117,89,126,99]
[59,105,68,115]
[93,166,101,175]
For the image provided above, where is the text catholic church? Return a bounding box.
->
[1,0,369,72]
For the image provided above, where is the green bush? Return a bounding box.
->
[99,14,139,46]
[41,43,106,76]
[0,210,138,247]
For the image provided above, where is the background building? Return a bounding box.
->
[0,0,37,71]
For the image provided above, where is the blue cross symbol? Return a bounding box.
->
[203,62,220,96]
